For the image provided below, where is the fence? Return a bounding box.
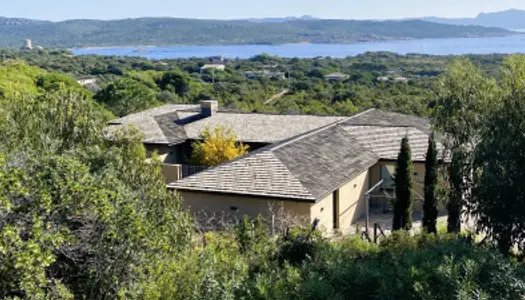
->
[181,164,209,179]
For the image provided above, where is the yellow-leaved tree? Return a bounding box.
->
[191,125,249,167]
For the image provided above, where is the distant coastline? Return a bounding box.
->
[69,33,519,51]
[71,35,525,59]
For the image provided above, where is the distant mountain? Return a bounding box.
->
[0,17,513,48]
[245,15,317,23]
[422,9,525,30]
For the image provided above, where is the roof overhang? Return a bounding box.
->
[168,185,317,203]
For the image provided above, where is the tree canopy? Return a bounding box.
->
[95,78,159,117]
[191,126,249,167]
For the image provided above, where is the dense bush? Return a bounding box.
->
[138,228,525,300]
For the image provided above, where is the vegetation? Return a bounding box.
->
[393,137,414,231]
[0,18,511,48]
[0,86,192,298]
[423,134,439,233]
[191,126,249,167]
[433,58,495,234]
[470,55,525,253]
[3,49,505,119]
[3,49,525,297]
[432,55,525,253]
[95,78,159,117]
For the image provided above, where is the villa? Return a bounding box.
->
[325,72,350,82]
[108,101,443,234]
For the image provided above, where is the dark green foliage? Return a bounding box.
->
[433,58,494,234]
[158,70,191,97]
[471,55,525,253]
[423,134,439,233]
[95,78,159,117]
[146,230,525,300]
[276,222,320,267]
[0,84,192,298]
[4,50,513,118]
[447,149,464,234]
[235,215,269,254]
[393,137,414,231]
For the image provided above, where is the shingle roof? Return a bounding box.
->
[107,104,199,144]
[169,109,440,201]
[271,124,379,200]
[107,104,345,145]
[341,125,435,161]
[342,110,430,134]
[165,152,316,200]
[178,111,345,143]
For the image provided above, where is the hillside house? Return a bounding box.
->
[106,101,345,182]
[200,64,226,73]
[244,71,286,80]
[209,56,225,65]
[108,102,444,234]
[76,76,97,86]
[325,72,349,82]
[167,108,444,234]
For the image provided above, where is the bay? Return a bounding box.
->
[72,35,525,59]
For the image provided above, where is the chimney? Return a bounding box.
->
[200,100,218,117]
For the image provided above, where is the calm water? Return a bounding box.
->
[72,35,525,59]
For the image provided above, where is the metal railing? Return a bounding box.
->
[181,164,209,179]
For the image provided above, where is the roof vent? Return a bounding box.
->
[200,100,218,117]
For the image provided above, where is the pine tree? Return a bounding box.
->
[423,134,439,233]
[393,137,414,231]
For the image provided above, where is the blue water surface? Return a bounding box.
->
[72,35,525,59]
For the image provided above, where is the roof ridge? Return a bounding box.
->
[264,151,317,199]
[265,151,317,200]
[344,123,420,129]
[270,126,378,201]
[269,108,376,152]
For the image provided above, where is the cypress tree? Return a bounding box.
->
[393,137,414,231]
[423,134,439,233]
[447,149,464,233]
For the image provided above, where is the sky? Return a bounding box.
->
[4,0,525,21]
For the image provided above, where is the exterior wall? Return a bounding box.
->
[376,161,428,211]
[310,194,334,233]
[178,169,371,235]
[145,144,181,164]
[178,191,311,222]
[176,161,442,235]
[337,170,370,233]
[162,164,182,184]
[368,164,381,189]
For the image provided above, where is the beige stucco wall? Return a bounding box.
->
[178,191,311,222]
[177,169,372,235]
[337,170,370,233]
[310,193,334,233]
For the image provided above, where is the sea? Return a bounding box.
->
[72,34,525,59]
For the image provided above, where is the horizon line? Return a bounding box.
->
[1,8,523,23]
